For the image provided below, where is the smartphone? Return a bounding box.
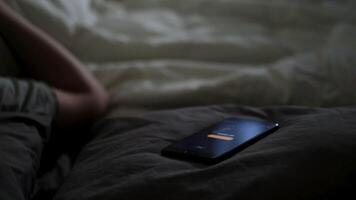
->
[161,117,279,164]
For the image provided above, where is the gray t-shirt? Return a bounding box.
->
[0,77,57,200]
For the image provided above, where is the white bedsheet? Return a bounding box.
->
[5,0,356,108]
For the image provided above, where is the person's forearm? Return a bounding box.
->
[0,1,108,126]
[0,1,99,93]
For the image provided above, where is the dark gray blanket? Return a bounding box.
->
[53,105,356,200]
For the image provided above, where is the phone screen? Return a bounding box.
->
[162,118,279,162]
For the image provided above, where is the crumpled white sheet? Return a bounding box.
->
[5,0,356,108]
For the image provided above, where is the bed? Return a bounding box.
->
[51,105,356,200]
[1,0,356,199]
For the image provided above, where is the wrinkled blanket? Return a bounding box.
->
[53,105,356,200]
[4,0,356,108]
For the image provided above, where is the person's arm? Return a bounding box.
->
[0,1,109,126]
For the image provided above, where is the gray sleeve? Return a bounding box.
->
[0,77,58,122]
[0,77,58,200]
